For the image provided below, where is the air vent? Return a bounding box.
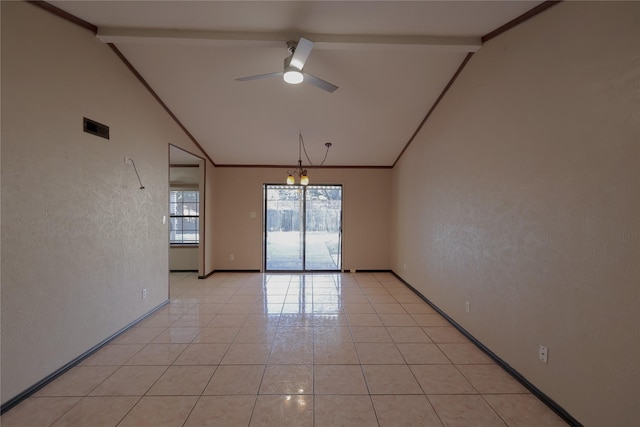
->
[83,117,109,139]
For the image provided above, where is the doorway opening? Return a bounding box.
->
[169,145,205,277]
[264,184,342,272]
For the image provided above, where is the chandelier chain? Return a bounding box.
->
[287,132,331,185]
[300,132,330,168]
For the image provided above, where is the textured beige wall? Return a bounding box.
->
[214,167,391,271]
[0,2,209,404]
[391,2,639,425]
[204,162,217,276]
[169,247,198,271]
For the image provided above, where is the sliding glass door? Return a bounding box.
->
[265,185,304,270]
[304,185,342,270]
[265,184,342,271]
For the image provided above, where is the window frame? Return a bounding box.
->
[169,189,200,246]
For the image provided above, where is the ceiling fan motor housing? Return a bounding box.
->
[286,40,298,54]
[283,55,295,69]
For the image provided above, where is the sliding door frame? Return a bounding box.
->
[263,183,343,272]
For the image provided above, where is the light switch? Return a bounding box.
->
[162,215,166,225]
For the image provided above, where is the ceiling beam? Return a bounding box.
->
[96,28,482,52]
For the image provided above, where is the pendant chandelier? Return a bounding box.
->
[286,133,332,186]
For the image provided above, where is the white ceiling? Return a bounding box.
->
[51,1,543,167]
[170,144,204,165]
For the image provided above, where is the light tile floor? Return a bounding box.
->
[1,272,568,426]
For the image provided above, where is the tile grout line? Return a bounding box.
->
[174,277,238,426]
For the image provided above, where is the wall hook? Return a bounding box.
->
[125,156,145,189]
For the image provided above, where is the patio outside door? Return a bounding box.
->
[265,184,342,271]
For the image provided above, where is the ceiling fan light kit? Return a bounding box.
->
[283,66,304,84]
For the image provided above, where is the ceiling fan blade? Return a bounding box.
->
[289,37,314,69]
[303,73,338,93]
[236,72,282,81]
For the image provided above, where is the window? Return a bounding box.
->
[170,190,199,245]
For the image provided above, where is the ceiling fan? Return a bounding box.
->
[236,37,338,93]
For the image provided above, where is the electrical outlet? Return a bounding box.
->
[142,288,147,299]
[403,263,407,271]
[124,156,131,164]
[229,254,234,261]
[465,301,470,313]
[539,345,548,363]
